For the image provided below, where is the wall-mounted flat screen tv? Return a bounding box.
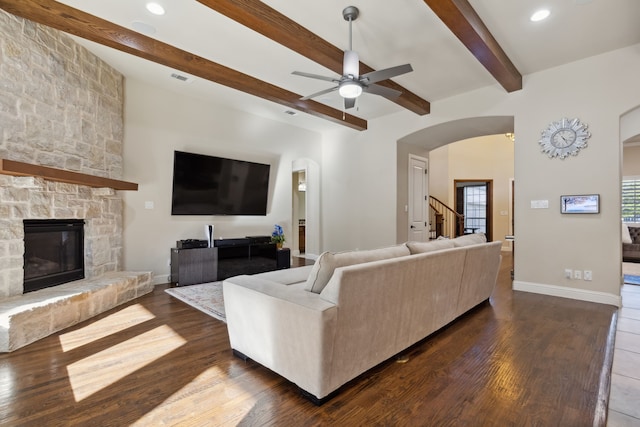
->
[171,150,270,215]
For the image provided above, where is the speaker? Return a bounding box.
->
[205,224,214,247]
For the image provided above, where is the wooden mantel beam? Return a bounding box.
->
[0,0,367,131]
[0,159,139,190]
[423,0,522,92]
[197,0,431,116]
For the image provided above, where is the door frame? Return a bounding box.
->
[454,179,493,241]
[292,158,320,258]
[408,154,429,242]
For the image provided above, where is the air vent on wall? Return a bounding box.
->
[170,73,194,83]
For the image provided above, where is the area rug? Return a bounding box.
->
[165,282,226,322]
[623,275,640,286]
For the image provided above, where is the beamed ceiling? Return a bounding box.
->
[1,0,639,132]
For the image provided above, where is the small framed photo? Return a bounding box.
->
[560,194,600,214]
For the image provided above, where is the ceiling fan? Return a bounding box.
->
[292,6,413,110]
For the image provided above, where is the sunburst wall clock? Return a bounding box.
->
[539,117,591,159]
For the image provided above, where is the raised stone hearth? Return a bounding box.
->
[0,271,153,352]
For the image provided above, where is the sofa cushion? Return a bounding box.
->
[406,239,455,254]
[252,265,314,285]
[453,233,487,247]
[628,226,640,244]
[304,244,411,294]
[623,223,633,244]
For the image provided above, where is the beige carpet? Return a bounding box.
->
[165,281,226,322]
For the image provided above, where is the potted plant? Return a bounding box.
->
[271,224,285,249]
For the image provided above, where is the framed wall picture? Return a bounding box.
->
[560,194,600,214]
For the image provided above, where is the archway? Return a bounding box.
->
[292,158,321,258]
[620,105,640,274]
[396,116,515,243]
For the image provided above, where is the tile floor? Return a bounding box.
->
[607,281,640,426]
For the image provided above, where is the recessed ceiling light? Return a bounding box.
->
[530,9,550,22]
[146,2,165,16]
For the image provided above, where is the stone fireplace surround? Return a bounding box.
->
[0,12,152,352]
[0,173,153,352]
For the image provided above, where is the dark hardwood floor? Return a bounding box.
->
[0,253,617,426]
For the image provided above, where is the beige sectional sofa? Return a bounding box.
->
[222,234,502,404]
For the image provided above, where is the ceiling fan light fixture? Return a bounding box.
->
[339,81,362,98]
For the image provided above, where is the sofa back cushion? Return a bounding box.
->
[452,233,487,247]
[628,226,640,244]
[623,223,633,244]
[305,244,411,294]
[406,239,455,254]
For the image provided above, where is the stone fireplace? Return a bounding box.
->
[0,12,153,353]
[0,10,126,300]
[0,176,124,300]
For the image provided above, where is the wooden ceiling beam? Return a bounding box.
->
[0,0,367,131]
[196,0,431,115]
[423,0,522,92]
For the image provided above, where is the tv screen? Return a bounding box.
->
[171,150,270,215]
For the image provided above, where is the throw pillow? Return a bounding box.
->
[452,233,487,247]
[623,223,632,244]
[304,244,411,294]
[406,239,455,254]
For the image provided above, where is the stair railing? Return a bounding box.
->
[429,196,464,238]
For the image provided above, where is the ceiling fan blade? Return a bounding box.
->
[362,83,402,100]
[292,71,339,83]
[361,64,413,84]
[300,86,339,101]
[344,97,356,109]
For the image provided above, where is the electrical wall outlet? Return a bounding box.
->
[584,270,592,281]
[564,269,572,279]
[574,270,582,280]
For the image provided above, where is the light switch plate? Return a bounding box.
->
[531,200,549,209]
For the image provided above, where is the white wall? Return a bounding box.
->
[320,43,640,306]
[321,116,420,251]
[121,79,322,283]
[623,145,640,176]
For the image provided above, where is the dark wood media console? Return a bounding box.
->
[215,236,289,280]
[171,236,290,286]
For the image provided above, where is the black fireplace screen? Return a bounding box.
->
[23,219,85,293]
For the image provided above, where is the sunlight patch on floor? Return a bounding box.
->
[66,325,186,401]
[58,304,156,352]
[131,366,258,426]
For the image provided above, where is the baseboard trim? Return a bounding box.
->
[513,281,621,307]
[232,349,250,361]
[152,274,170,285]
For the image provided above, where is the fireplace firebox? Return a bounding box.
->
[23,219,85,293]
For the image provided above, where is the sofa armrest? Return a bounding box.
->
[222,275,338,398]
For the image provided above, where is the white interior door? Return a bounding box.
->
[408,155,428,242]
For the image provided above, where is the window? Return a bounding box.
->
[463,185,487,233]
[455,180,492,239]
[622,179,640,222]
